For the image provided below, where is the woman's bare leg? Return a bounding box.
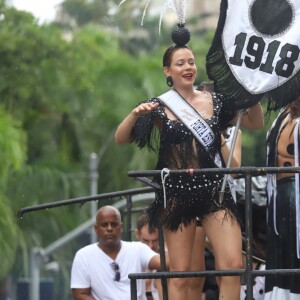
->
[188,226,206,300]
[203,211,242,300]
[163,221,196,300]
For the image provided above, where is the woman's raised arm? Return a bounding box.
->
[115,102,159,144]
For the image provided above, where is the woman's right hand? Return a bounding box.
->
[132,102,159,117]
[115,101,159,144]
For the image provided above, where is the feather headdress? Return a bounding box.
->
[119,0,190,45]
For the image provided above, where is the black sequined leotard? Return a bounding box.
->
[132,92,239,230]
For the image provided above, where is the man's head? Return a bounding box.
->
[135,213,159,252]
[94,205,123,250]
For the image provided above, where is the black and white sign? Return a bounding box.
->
[206,0,300,110]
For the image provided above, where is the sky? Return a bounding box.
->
[11,0,62,23]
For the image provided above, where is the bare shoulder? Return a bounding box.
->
[193,90,214,117]
[195,89,212,98]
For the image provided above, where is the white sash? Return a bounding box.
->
[224,126,238,203]
[158,89,223,168]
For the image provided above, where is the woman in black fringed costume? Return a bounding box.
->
[265,95,300,300]
[115,41,263,299]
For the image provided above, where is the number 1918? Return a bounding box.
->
[229,32,300,78]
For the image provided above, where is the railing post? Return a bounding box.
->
[244,173,254,299]
[30,247,42,300]
[158,226,168,300]
[130,278,137,300]
[89,152,99,243]
[126,195,133,241]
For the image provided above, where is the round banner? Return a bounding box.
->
[206,0,300,110]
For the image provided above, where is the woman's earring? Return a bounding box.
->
[166,76,173,87]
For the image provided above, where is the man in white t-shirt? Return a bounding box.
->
[70,205,161,300]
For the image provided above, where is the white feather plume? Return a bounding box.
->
[119,0,187,33]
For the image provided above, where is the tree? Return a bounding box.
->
[0,8,165,297]
[0,105,26,279]
[56,0,112,28]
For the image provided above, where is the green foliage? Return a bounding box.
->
[59,0,112,27]
[0,106,26,186]
[189,29,216,86]
[0,194,20,280]
[0,9,68,114]
[0,106,26,279]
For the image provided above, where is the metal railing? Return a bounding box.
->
[17,166,300,300]
[127,166,300,300]
[18,187,155,300]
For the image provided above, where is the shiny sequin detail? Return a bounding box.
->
[132,93,238,230]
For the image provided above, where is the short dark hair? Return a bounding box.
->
[136,213,157,233]
[163,45,190,67]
